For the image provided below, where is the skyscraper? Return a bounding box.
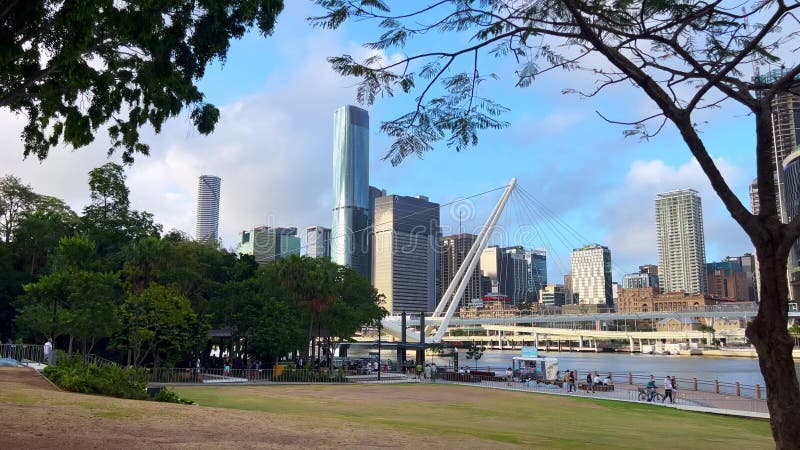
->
[440,233,482,307]
[237,226,300,264]
[655,189,707,294]
[499,246,529,305]
[331,105,370,278]
[372,194,440,313]
[195,175,221,243]
[526,249,547,301]
[570,244,613,305]
[306,226,331,259]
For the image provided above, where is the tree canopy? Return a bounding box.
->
[0,0,284,162]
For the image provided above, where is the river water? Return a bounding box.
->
[421,350,800,387]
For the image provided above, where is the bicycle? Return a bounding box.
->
[637,387,664,402]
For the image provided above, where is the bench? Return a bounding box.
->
[578,383,614,392]
[440,372,481,383]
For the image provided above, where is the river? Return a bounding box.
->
[420,350,800,387]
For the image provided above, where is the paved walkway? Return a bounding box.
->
[431,379,770,419]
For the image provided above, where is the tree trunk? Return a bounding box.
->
[746,246,800,448]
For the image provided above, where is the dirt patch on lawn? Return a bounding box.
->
[0,369,515,449]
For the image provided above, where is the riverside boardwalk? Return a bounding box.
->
[439,376,770,418]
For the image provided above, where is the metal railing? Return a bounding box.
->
[0,344,48,366]
[146,367,420,385]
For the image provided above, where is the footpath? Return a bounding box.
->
[436,378,770,419]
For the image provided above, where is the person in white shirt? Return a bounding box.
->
[43,338,53,364]
[664,376,674,403]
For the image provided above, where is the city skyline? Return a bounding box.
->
[0,2,755,283]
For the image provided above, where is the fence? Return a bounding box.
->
[0,344,48,366]
[146,367,417,384]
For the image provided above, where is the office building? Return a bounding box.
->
[706,261,749,301]
[622,268,659,290]
[539,284,566,306]
[499,246,529,305]
[526,249,547,301]
[655,189,707,294]
[440,233,482,307]
[563,273,575,304]
[570,244,613,305]
[480,246,501,296]
[372,194,440,314]
[195,175,221,243]
[331,105,371,278]
[724,254,758,301]
[306,226,331,259]
[237,226,300,264]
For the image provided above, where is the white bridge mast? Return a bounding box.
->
[381,178,517,343]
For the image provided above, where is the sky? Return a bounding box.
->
[0,2,760,282]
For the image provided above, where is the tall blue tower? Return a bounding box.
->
[331,105,370,278]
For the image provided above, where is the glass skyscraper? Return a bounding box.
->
[196,175,221,243]
[332,105,371,278]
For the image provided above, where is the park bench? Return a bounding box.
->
[578,383,614,392]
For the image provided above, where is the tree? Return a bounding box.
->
[1,1,285,163]
[465,341,485,369]
[314,1,800,444]
[118,284,196,367]
[82,163,161,265]
[11,197,78,275]
[0,175,39,242]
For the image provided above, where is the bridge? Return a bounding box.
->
[379,178,799,346]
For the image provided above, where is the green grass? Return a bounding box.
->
[173,384,773,449]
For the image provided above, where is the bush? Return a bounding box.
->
[42,355,148,400]
[271,368,348,383]
[153,388,194,404]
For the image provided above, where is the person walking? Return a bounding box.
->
[424,363,432,382]
[416,362,423,380]
[586,372,594,393]
[663,375,673,403]
[431,362,438,382]
[568,370,576,392]
[43,338,53,365]
[670,376,678,404]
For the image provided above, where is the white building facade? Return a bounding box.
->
[655,189,707,294]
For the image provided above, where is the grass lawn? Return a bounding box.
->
[173,383,773,449]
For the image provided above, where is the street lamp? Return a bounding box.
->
[377,321,382,381]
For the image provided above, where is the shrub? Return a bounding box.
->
[153,388,194,404]
[42,355,148,400]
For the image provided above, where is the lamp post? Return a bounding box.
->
[377,321,382,381]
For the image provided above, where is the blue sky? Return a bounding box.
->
[0,2,757,282]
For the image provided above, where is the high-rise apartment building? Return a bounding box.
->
[331,105,371,278]
[655,189,707,294]
[372,194,440,313]
[440,233,482,307]
[306,226,331,259]
[526,249,547,301]
[237,226,300,264]
[196,175,221,243]
[570,244,613,305]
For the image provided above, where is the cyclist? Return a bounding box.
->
[645,374,657,401]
